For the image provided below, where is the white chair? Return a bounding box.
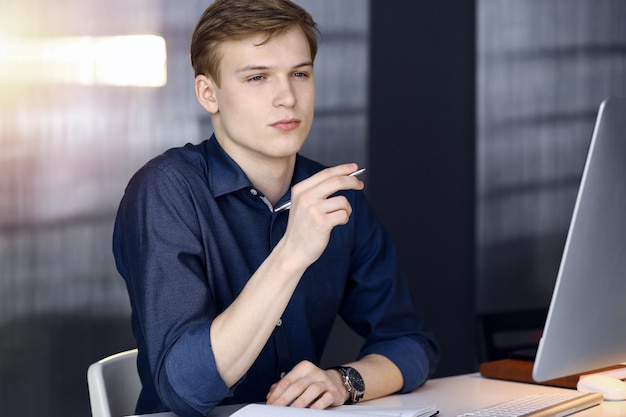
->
[87,349,142,417]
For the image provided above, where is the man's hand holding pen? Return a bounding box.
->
[280,163,365,267]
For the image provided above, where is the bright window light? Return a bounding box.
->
[0,35,167,87]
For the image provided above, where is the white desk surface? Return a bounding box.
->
[133,373,626,417]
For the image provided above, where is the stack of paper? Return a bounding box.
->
[230,403,438,417]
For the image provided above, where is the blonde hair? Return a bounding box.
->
[190,0,319,85]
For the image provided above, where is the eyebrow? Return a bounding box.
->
[235,61,314,74]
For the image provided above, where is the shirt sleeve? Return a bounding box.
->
[338,191,441,392]
[114,163,237,417]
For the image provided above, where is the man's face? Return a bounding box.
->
[206,26,316,166]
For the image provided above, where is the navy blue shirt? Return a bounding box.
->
[113,136,439,417]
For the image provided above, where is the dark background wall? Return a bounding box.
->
[368,1,477,377]
[366,0,626,377]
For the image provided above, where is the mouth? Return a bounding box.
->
[271,118,300,131]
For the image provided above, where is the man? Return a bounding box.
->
[113,1,439,416]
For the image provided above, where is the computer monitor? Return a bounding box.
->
[532,97,626,382]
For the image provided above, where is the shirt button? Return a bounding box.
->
[276,318,283,327]
[250,189,258,196]
[280,372,286,379]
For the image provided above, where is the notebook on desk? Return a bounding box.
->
[228,395,600,417]
[229,403,438,417]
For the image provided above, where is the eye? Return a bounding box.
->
[292,71,308,78]
[247,75,265,83]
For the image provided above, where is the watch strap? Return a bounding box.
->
[328,366,365,404]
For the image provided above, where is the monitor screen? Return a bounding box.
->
[532,97,626,382]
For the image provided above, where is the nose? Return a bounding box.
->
[272,76,296,108]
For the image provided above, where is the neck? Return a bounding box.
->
[242,158,295,206]
[211,125,298,206]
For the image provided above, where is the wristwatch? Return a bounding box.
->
[329,366,365,404]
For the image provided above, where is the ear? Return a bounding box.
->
[195,74,219,114]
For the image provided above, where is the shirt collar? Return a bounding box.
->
[206,136,253,198]
[205,135,317,200]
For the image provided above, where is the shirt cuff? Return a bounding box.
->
[162,322,238,415]
[360,335,433,393]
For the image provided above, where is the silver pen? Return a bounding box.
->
[274,168,366,213]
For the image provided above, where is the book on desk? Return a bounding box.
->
[229,403,438,417]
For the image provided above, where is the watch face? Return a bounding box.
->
[347,367,365,393]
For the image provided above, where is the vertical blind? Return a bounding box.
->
[476,0,626,312]
[0,1,369,416]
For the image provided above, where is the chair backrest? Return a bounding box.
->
[87,349,141,417]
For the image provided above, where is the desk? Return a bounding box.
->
[134,373,626,417]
